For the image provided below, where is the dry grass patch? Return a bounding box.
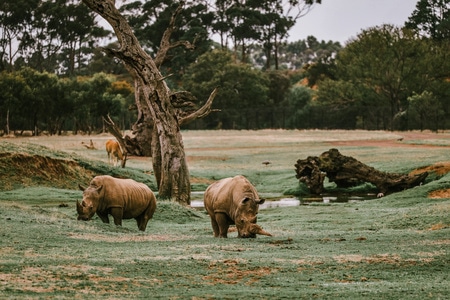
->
[68,233,192,242]
[333,252,445,266]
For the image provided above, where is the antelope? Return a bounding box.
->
[105,139,123,167]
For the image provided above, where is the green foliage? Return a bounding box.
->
[119,0,212,83]
[408,91,445,131]
[405,0,450,41]
[1,1,449,131]
[317,24,450,131]
[0,0,109,74]
[0,70,136,135]
[182,50,270,129]
[284,85,313,128]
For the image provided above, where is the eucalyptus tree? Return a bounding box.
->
[1,0,108,74]
[257,0,322,69]
[405,0,450,41]
[182,49,270,129]
[81,0,217,205]
[284,85,313,129]
[408,91,444,131]
[332,25,430,130]
[0,0,39,71]
[211,0,321,69]
[14,67,60,135]
[119,0,213,83]
[0,71,27,133]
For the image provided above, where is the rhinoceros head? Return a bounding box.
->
[77,184,102,221]
[235,197,271,238]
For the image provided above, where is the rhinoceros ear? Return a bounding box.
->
[78,184,86,191]
[95,185,103,193]
[241,197,251,204]
[254,198,265,205]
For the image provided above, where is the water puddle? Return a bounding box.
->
[190,192,377,210]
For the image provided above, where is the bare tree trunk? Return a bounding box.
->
[6,109,10,135]
[82,0,191,204]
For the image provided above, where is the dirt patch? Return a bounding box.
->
[428,188,450,199]
[0,264,157,295]
[333,252,444,265]
[410,162,450,177]
[204,259,276,285]
[0,152,94,191]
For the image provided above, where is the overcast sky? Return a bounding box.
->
[288,0,419,45]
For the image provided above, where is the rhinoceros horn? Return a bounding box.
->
[249,223,272,237]
[76,200,83,214]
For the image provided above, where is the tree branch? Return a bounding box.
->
[154,1,195,68]
[179,87,220,125]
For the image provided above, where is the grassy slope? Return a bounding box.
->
[0,130,449,299]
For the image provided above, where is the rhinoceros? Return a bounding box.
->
[77,175,156,231]
[204,175,272,238]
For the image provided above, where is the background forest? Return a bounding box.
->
[0,0,449,135]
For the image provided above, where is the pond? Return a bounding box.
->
[190,192,378,210]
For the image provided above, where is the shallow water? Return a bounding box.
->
[190,193,377,209]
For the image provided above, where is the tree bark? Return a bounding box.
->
[81,0,198,204]
[295,148,428,195]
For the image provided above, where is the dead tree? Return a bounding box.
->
[82,0,217,205]
[81,139,96,150]
[295,148,428,195]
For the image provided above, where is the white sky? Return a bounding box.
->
[288,0,418,45]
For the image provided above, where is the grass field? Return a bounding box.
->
[0,130,449,299]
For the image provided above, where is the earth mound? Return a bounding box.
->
[0,152,94,191]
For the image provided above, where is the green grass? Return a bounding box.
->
[1,130,449,299]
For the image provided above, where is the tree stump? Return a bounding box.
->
[295,148,428,195]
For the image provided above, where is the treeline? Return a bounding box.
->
[0,0,323,75]
[0,0,449,134]
[0,69,135,135]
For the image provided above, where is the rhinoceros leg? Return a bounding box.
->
[136,213,150,231]
[109,207,123,226]
[135,215,148,231]
[214,213,230,238]
[97,211,110,224]
[209,217,220,237]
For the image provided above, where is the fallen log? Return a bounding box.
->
[295,148,428,196]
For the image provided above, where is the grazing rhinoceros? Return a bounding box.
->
[204,175,272,238]
[77,175,156,231]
